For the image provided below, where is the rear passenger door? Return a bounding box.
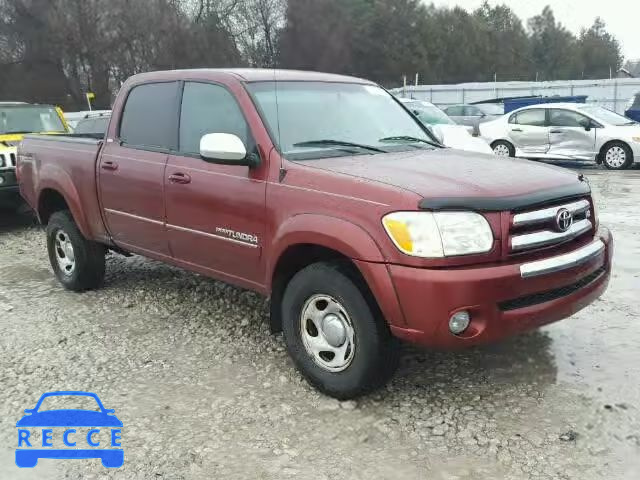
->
[164,81,267,288]
[98,82,179,257]
[507,109,549,155]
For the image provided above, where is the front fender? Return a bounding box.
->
[267,214,406,328]
[37,164,91,238]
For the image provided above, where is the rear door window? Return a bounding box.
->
[464,106,481,116]
[178,82,252,155]
[513,109,546,127]
[119,82,179,150]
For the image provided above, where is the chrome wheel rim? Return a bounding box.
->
[605,146,626,168]
[493,144,511,156]
[300,294,356,372]
[54,230,76,276]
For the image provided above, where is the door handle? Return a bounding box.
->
[168,172,191,184]
[550,129,564,134]
[101,160,118,171]
[511,128,523,132]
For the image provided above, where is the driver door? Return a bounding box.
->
[547,109,597,160]
[507,109,549,155]
[164,81,267,287]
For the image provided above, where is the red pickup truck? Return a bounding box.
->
[18,69,612,399]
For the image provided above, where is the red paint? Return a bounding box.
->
[18,69,612,347]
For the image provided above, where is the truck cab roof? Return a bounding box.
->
[126,68,375,85]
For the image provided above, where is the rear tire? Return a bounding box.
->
[602,142,633,170]
[46,210,106,291]
[281,262,399,399]
[491,140,515,157]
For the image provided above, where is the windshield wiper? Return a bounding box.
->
[293,139,387,153]
[1,130,31,135]
[379,136,439,147]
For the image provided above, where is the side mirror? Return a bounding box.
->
[584,122,592,132]
[104,409,115,414]
[24,409,35,415]
[200,133,258,167]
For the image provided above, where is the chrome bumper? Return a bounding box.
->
[520,239,605,278]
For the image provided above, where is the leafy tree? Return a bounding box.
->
[578,18,623,79]
[527,6,580,81]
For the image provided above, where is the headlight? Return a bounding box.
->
[382,211,494,258]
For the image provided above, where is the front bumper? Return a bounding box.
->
[0,169,20,204]
[385,227,613,349]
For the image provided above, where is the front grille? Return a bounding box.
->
[0,152,17,170]
[499,266,605,311]
[509,198,592,253]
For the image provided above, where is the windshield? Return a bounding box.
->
[248,82,435,160]
[476,104,504,115]
[580,106,636,126]
[404,101,455,125]
[0,105,67,134]
[37,395,101,412]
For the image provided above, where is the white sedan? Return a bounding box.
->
[479,102,640,170]
[399,99,494,155]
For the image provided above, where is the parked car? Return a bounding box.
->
[0,102,69,144]
[65,110,111,130]
[0,142,19,208]
[443,103,504,135]
[480,102,640,170]
[18,69,612,399]
[73,112,111,137]
[625,92,640,122]
[1,102,69,208]
[399,99,493,154]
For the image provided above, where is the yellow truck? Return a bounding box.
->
[0,102,69,208]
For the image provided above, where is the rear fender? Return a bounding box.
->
[37,164,90,237]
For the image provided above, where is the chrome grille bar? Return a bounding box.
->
[511,219,592,251]
[513,199,590,227]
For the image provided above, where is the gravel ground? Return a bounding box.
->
[1,164,639,479]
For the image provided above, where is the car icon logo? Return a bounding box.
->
[15,391,123,468]
[555,208,573,232]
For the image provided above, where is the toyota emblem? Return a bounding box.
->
[555,208,573,232]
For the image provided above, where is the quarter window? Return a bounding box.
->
[179,82,251,155]
[119,82,179,150]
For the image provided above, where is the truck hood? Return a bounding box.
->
[305,148,586,207]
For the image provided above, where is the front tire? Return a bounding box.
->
[602,142,633,170]
[281,262,398,399]
[491,140,515,157]
[46,210,106,291]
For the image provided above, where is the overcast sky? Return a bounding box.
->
[430,0,639,61]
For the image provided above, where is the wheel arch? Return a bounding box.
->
[597,139,634,164]
[267,215,389,333]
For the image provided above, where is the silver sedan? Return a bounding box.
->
[479,102,640,170]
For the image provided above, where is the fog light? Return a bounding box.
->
[0,175,5,185]
[449,311,470,335]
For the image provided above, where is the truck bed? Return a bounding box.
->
[18,134,111,243]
